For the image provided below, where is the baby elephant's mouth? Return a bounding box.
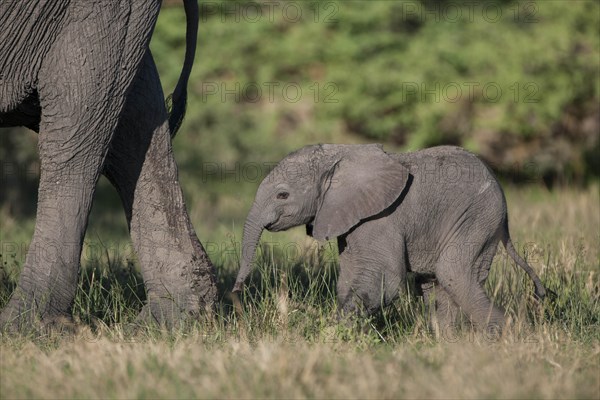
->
[265,222,285,232]
[265,215,292,232]
[265,218,281,231]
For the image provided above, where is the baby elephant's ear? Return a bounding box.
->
[312,145,410,241]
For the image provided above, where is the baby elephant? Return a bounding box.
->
[233,144,546,332]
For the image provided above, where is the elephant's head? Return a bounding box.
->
[232,144,410,292]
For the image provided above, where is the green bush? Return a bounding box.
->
[1,0,598,230]
[152,0,599,187]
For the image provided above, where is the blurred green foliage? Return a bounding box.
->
[154,0,599,187]
[1,0,599,238]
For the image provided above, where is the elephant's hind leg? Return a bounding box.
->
[0,4,158,331]
[103,52,217,327]
[435,240,505,334]
[420,281,462,338]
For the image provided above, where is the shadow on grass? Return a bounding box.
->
[0,243,425,336]
[3,241,593,342]
[74,259,146,326]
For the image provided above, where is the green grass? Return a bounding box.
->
[1,185,599,398]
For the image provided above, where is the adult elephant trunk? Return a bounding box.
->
[167,0,199,136]
[233,202,266,292]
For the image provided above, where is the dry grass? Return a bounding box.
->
[1,185,598,399]
[1,329,598,399]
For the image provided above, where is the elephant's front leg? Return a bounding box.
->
[104,52,217,327]
[336,234,406,317]
[0,9,148,329]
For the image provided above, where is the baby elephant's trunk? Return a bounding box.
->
[233,203,264,292]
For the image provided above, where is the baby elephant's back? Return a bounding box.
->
[394,145,494,185]
[389,146,507,270]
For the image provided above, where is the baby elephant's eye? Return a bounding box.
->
[276,192,289,200]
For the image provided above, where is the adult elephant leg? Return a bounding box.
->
[0,2,158,329]
[104,52,217,327]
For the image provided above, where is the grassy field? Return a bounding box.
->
[0,184,599,399]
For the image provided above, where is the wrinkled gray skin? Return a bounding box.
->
[0,0,216,330]
[233,144,546,333]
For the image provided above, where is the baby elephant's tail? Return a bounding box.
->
[501,221,547,300]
